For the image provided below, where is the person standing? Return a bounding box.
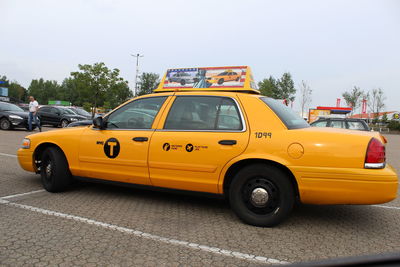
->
[28,96,41,132]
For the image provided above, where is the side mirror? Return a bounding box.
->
[93,116,105,129]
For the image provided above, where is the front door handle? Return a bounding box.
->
[132,137,148,142]
[218,140,237,145]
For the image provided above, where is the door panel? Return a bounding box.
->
[79,128,153,184]
[148,95,249,193]
[78,96,170,185]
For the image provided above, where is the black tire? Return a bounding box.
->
[0,118,11,130]
[217,78,224,85]
[40,147,72,192]
[180,79,186,86]
[60,119,69,128]
[229,164,295,227]
[235,77,240,81]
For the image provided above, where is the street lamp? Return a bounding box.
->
[130,53,144,96]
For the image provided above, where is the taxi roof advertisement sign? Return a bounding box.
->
[155,66,259,94]
[163,66,246,89]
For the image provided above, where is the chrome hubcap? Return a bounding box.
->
[250,187,269,207]
[45,162,52,177]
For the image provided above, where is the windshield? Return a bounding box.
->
[61,108,76,115]
[70,108,90,116]
[0,102,24,112]
[260,97,309,129]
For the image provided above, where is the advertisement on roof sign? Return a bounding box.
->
[163,67,246,89]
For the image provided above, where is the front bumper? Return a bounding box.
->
[17,148,36,172]
[291,164,398,205]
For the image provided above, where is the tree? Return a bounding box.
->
[70,62,131,116]
[366,88,385,119]
[27,78,61,105]
[0,75,27,102]
[258,76,278,97]
[258,72,296,105]
[342,86,364,114]
[137,73,160,96]
[298,80,312,118]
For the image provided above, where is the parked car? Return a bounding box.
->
[67,119,92,127]
[0,101,37,130]
[67,107,92,119]
[168,72,198,85]
[310,118,371,131]
[37,106,87,128]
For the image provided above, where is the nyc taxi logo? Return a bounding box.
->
[103,138,120,158]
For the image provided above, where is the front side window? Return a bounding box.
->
[347,121,366,130]
[312,120,328,127]
[164,96,243,131]
[105,97,167,129]
[330,120,343,128]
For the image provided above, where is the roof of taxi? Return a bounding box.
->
[154,66,260,94]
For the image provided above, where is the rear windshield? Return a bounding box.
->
[260,97,309,129]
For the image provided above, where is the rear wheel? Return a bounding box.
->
[217,78,224,85]
[180,79,186,86]
[229,164,295,227]
[0,118,11,130]
[40,147,72,192]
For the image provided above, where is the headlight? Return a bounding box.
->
[9,115,23,120]
[21,138,30,149]
[70,118,78,121]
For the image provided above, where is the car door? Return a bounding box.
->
[78,96,170,185]
[148,95,250,193]
[38,107,51,125]
[50,107,61,125]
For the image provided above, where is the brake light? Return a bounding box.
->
[364,138,385,169]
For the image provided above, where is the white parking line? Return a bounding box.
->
[0,199,289,265]
[0,152,17,158]
[1,189,45,199]
[373,205,400,210]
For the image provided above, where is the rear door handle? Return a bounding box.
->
[218,140,237,145]
[132,137,148,142]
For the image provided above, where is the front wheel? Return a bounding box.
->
[60,119,69,128]
[229,164,295,227]
[0,118,11,130]
[40,147,72,192]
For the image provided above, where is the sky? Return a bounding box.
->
[1,0,399,113]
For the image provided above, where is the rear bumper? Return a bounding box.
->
[17,148,36,172]
[291,165,398,205]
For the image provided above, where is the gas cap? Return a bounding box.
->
[287,143,304,159]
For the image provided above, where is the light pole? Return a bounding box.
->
[131,53,144,96]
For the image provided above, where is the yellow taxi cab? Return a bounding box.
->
[17,66,398,227]
[207,69,242,85]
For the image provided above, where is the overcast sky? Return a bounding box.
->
[2,0,399,112]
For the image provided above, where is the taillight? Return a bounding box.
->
[364,138,385,169]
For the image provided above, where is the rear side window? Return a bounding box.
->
[260,97,309,129]
[164,96,243,131]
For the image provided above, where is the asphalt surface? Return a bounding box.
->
[0,127,399,266]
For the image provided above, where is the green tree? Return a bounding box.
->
[70,62,131,116]
[381,112,388,123]
[258,76,278,98]
[258,73,296,105]
[342,86,364,114]
[277,72,296,104]
[137,72,160,96]
[0,75,27,102]
[27,78,61,105]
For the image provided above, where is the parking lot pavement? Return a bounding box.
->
[0,130,399,266]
